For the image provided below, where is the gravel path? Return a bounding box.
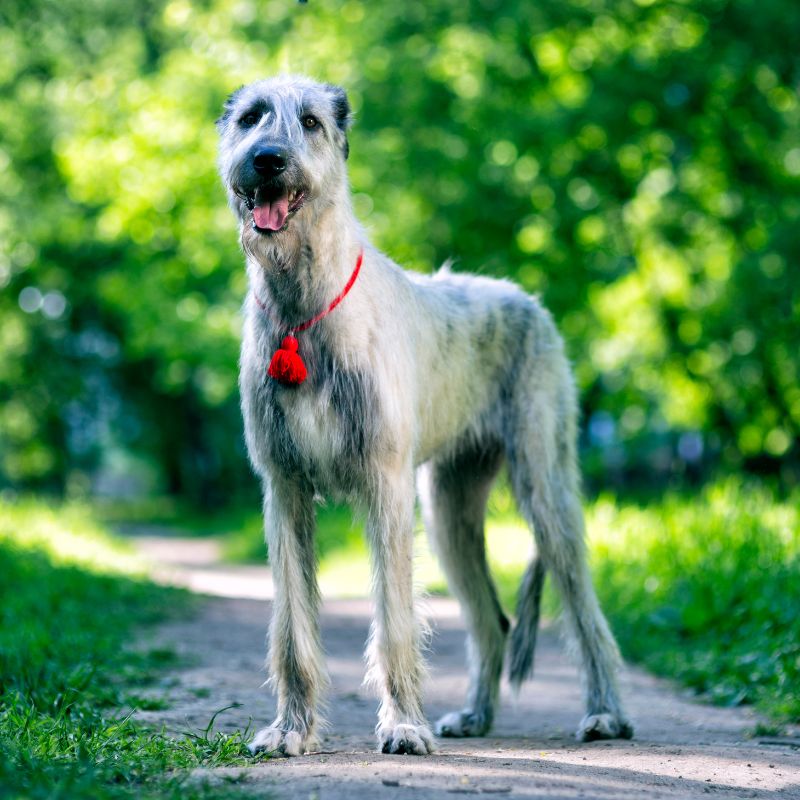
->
[130,535,800,799]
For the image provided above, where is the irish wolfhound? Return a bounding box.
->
[217,75,632,757]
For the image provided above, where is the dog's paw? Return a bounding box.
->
[576,713,634,742]
[379,723,435,755]
[435,709,491,738]
[248,725,308,757]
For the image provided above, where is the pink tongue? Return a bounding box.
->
[253,195,289,231]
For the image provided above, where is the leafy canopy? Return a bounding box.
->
[1,0,798,497]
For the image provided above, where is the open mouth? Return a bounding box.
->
[244,186,306,234]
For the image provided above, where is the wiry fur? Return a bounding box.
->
[218,75,632,757]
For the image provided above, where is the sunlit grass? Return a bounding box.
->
[0,497,146,574]
[0,498,262,799]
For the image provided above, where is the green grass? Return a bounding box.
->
[586,480,800,722]
[0,499,264,799]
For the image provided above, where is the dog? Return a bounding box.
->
[217,75,632,756]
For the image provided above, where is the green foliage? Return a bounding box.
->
[0,0,797,497]
[589,480,800,720]
[0,500,261,798]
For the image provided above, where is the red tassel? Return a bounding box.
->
[267,336,308,386]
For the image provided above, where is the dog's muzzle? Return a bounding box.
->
[237,148,307,234]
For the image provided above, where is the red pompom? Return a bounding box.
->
[268,336,307,385]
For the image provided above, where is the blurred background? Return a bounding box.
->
[1,0,798,505]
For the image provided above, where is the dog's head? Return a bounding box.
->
[217,75,352,236]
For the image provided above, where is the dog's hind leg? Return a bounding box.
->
[419,443,508,738]
[249,474,327,756]
[364,459,435,755]
[508,361,633,742]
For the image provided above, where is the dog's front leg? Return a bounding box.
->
[249,474,327,757]
[365,463,434,755]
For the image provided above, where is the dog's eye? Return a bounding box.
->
[302,115,320,130]
[240,111,260,127]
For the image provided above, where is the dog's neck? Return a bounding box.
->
[244,186,363,329]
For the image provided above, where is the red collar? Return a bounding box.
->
[254,249,364,386]
[253,248,363,334]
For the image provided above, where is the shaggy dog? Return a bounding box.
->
[217,75,632,756]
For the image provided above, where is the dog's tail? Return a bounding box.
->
[508,554,547,689]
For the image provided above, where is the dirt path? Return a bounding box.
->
[130,535,800,799]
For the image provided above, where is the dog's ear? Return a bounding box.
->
[325,83,352,159]
[325,84,352,131]
[216,86,244,129]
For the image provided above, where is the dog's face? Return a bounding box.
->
[217,76,351,236]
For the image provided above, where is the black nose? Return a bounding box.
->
[253,147,287,177]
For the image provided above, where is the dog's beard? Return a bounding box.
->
[241,215,303,272]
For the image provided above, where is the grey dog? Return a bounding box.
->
[217,75,633,757]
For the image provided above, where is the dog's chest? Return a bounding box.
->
[278,389,342,469]
[246,341,377,492]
